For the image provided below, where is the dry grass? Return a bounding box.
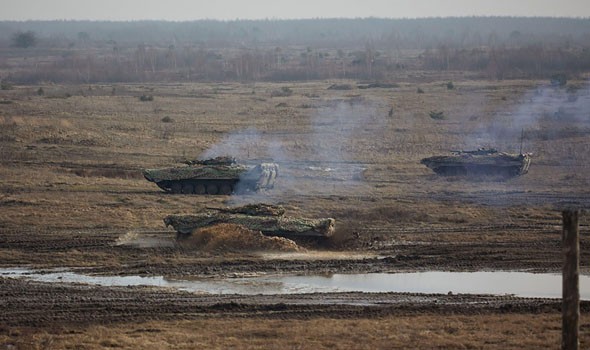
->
[0,78,588,264]
[2,313,588,349]
[1,74,590,349]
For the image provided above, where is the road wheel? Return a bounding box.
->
[181,183,194,194]
[195,183,206,194]
[170,182,182,194]
[219,183,232,195]
[206,183,218,195]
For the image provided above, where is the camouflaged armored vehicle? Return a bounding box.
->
[421,148,531,177]
[164,204,335,239]
[143,156,279,194]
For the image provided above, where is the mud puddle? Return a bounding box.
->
[2,268,589,299]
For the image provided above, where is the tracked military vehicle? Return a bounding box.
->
[421,148,531,177]
[143,156,279,194]
[164,204,335,239]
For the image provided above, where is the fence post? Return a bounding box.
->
[562,210,580,350]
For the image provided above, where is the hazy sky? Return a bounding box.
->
[1,0,589,21]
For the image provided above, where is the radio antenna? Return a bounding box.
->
[520,128,524,154]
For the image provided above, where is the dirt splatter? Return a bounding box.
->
[115,231,140,245]
[179,223,302,253]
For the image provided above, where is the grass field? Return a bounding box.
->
[1,75,590,348]
[2,78,588,231]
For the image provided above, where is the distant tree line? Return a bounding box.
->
[422,46,590,79]
[1,17,589,49]
[0,17,589,83]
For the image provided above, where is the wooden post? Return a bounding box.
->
[562,210,580,350]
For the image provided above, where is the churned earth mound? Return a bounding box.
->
[179,223,302,253]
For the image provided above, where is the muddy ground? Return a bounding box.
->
[1,79,590,348]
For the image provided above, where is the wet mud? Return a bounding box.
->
[1,218,589,328]
[2,277,584,328]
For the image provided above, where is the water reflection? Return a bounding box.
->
[1,268,588,299]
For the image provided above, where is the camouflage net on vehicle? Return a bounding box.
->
[214,203,286,216]
[143,164,249,182]
[182,156,236,166]
[165,204,335,238]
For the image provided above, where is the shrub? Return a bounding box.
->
[446,81,454,90]
[550,73,567,87]
[37,87,44,96]
[1,81,14,90]
[327,84,352,90]
[139,95,154,101]
[161,116,174,123]
[429,110,445,120]
[270,87,293,97]
[11,31,37,48]
[416,87,424,93]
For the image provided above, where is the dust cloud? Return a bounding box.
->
[199,95,389,203]
[115,231,175,248]
[178,223,302,253]
[464,81,590,155]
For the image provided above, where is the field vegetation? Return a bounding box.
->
[1,17,590,349]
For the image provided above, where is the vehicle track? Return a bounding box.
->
[1,222,587,274]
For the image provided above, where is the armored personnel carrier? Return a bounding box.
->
[421,148,531,177]
[143,156,279,194]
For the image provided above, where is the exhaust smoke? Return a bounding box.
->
[199,95,390,204]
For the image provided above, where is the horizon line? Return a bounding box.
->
[1,15,589,22]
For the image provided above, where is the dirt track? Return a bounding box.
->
[1,207,588,275]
